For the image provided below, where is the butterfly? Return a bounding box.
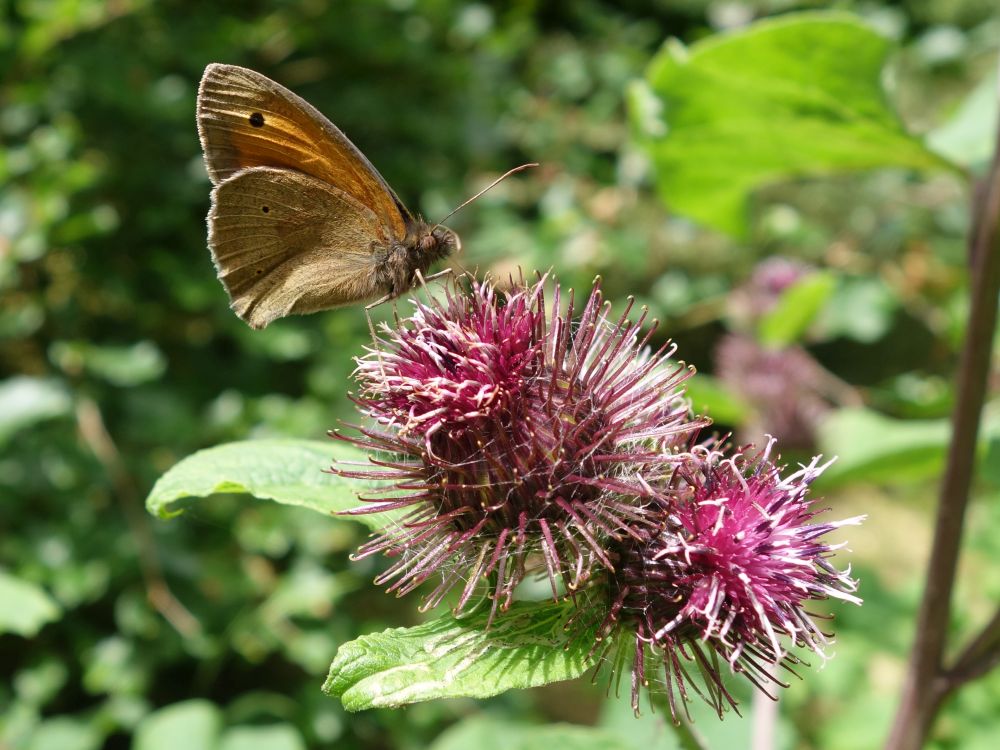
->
[196,63,459,329]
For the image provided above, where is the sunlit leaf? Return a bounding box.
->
[817,408,950,486]
[133,700,221,750]
[816,407,1000,487]
[757,271,837,347]
[0,377,72,445]
[814,276,898,344]
[684,373,750,425]
[24,717,102,750]
[0,570,61,637]
[637,12,956,236]
[218,725,306,750]
[324,599,599,710]
[49,340,166,387]
[145,440,399,530]
[927,67,999,170]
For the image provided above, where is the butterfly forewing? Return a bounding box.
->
[209,167,387,329]
[197,63,410,238]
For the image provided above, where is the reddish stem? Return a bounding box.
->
[884,67,1000,750]
[941,605,1000,695]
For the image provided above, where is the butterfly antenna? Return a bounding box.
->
[433,163,539,230]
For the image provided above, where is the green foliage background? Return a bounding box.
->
[2,1,999,748]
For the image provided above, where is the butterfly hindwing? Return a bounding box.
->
[208,166,389,329]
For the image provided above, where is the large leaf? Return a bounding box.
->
[430,716,632,750]
[145,439,399,531]
[927,67,999,170]
[816,407,1000,487]
[324,599,599,711]
[635,13,955,236]
[0,570,61,637]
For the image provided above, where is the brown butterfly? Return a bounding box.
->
[196,63,459,329]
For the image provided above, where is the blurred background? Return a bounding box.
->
[2,1,999,748]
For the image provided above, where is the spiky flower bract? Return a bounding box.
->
[593,439,863,718]
[333,276,705,618]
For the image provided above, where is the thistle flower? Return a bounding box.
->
[728,256,812,325]
[717,256,861,450]
[715,333,840,450]
[333,276,705,618]
[593,438,863,718]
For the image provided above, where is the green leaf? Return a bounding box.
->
[324,599,598,711]
[817,408,949,486]
[757,271,837,347]
[218,725,306,750]
[814,275,898,343]
[637,12,955,236]
[430,716,632,750]
[133,700,222,750]
[49,340,166,386]
[600,689,768,750]
[927,67,999,170]
[0,376,72,445]
[26,717,102,750]
[684,373,750,425]
[145,440,398,531]
[0,570,61,637]
[816,407,1000,487]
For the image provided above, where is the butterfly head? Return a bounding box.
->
[419,224,461,260]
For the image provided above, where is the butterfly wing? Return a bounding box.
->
[197,63,410,239]
[208,166,389,329]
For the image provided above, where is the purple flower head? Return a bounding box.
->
[738,257,812,319]
[751,257,811,299]
[333,275,705,619]
[354,281,541,444]
[715,333,843,450]
[727,257,813,332]
[594,438,863,718]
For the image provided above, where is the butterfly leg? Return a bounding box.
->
[364,294,393,311]
[364,268,456,313]
[361,303,391,383]
[414,267,455,290]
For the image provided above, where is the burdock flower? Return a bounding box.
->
[594,438,863,717]
[333,276,705,618]
[715,333,844,450]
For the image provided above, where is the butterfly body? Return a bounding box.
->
[377,224,456,296]
[197,63,457,328]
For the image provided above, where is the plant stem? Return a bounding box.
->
[751,665,778,750]
[941,605,1000,695]
[76,397,201,637]
[884,61,1000,750]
